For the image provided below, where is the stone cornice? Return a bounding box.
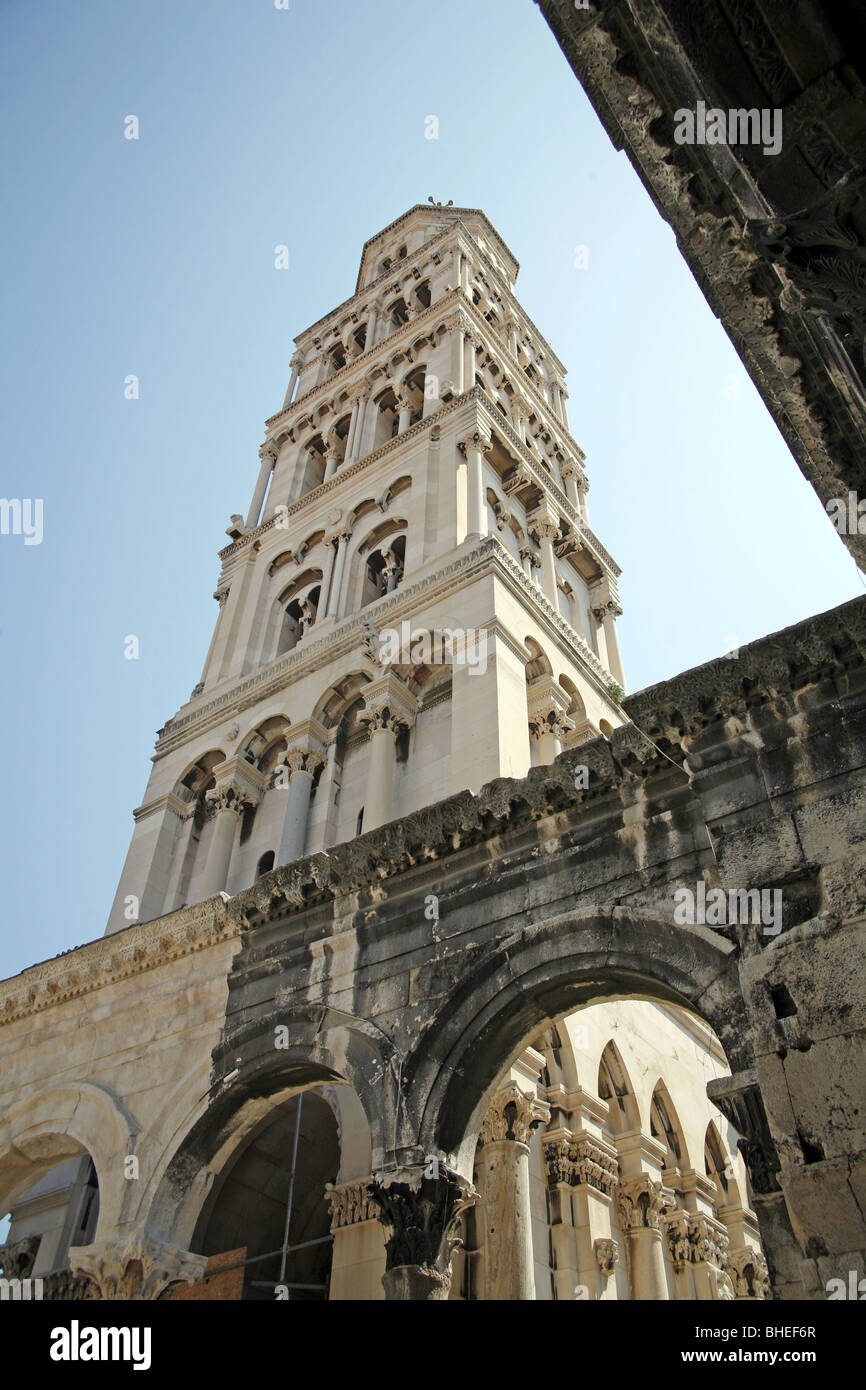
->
[352,205,521,295]
[0,897,241,1028]
[164,527,615,760]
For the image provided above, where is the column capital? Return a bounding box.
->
[69,1234,207,1301]
[370,1164,477,1298]
[278,746,325,779]
[726,1247,771,1300]
[663,1209,729,1272]
[259,444,279,466]
[206,756,268,814]
[527,677,576,741]
[359,672,419,734]
[325,1179,379,1230]
[615,1174,676,1232]
[456,427,492,456]
[479,1081,550,1148]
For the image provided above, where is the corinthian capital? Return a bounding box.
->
[457,427,492,456]
[615,1174,674,1232]
[278,747,325,778]
[479,1081,550,1148]
[205,785,256,816]
[69,1234,207,1301]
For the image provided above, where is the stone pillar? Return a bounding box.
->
[395,392,412,434]
[276,749,325,866]
[325,1180,386,1301]
[590,578,626,687]
[322,441,340,483]
[69,1234,207,1301]
[326,530,351,619]
[359,676,418,831]
[664,1209,731,1300]
[344,389,364,464]
[477,1082,550,1300]
[281,352,303,411]
[246,448,276,529]
[519,545,535,580]
[458,428,491,541]
[463,329,477,390]
[529,502,561,608]
[370,1166,477,1301]
[560,461,581,511]
[317,534,338,620]
[450,315,465,394]
[616,1175,673,1300]
[506,316,519,359]
[365,300,380,350]
[528,683,575,764]
[199,784,255,897]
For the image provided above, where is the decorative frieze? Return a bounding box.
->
[543,1133,619,1194]
[664,1210,730,1273]
[325,1179,379,1229]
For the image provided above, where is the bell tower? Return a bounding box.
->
[107,204,626,934]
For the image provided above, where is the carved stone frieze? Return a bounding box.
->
[615,1174,675,1232]
[325,1179,379,1229]
[726,1246,772,1300]
[663,1209,729,1273]
[543,1133,619,1194]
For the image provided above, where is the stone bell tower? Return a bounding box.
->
[106,204,626,935]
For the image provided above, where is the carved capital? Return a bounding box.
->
[369,1165,477,1292]
[726,1247,771,1300]
[457,428,492,456]
[479,1082,550,1148]
[69,1234,207,1301]
[278,747,325,779]
[204,785,256,817]
[0,1235,40,1280]
[615,1174,674,1232]
[664,1210,729,1272]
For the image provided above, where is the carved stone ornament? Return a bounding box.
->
[68,1234,207,1301]
[369,1165,477,1298]
[593,1237,619,1278]
[615,1174,675,1232]
[204,785,256,817]
[277,747,325,779]
[663,1210,729,1272]
[543,1133,619,1194]
[325,1179,379,1229]
[0,1235,40,1280]
[726,1246,771,1300]
[479,1081,550,1148]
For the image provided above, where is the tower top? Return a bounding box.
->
[354,204,520,294]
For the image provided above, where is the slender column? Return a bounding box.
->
[277,750,324,866]
[477,1083,550,1300]
[533,515,560,608]
[356,391,377,459]
[602,604,625,687]
[370,1167,477,1301]
[325,531,351,619]
[365,300,380,350]
[281,352,303,411]
[395,391,412,434]
[519,546,535,580]
[560,461,581,510]
[450,319,465,394]
[323,442,339,483]
[317,534,338,620]
[616,1176,672,1300]
[590,604,610,666]
[463,330,476,390]
[199,786,254,896]
[363,717,399,830]
[246,448,276,529]
[458,429,490,541]
[543,1134,620,1300]
[505,317,519,359]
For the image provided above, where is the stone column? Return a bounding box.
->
[395,391,412,434]
[463,329,477,390]
[199,784,255,897]
[325,1180,387,1301]
[322,439,341,483]
[458,428,491,541]
[370,1166,477,1301]
[506,316,519,359]
[519,545,535,580]
[543,1133,620,1300]
[325,530,351,619]
[69,1234,207,1301]
[343,388,363,464]
[529,502,561,608]
[477,1082,550,1300]
[601,603,625,688]
[317,534,338,621]
[246,448,276,529]
[281,352,303,411]
[616,1175,673,1300]
[359,676,418,831]
[560,461,581,511]
[276,749,325,866]
[529,700,575,764]
[365,299,380,350]
[450,315,465,394]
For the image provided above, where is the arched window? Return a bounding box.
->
[361,534,405,607]
[256,850,275,880]
[277,584,321,656]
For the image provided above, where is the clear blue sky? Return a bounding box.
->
[1,0,861,979]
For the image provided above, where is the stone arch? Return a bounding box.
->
[649,1077,690,1171]
[400,905,748,1176]
[0,1082,139,1241]
[145,1007,394,1250]
[598,1039,642,1136]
